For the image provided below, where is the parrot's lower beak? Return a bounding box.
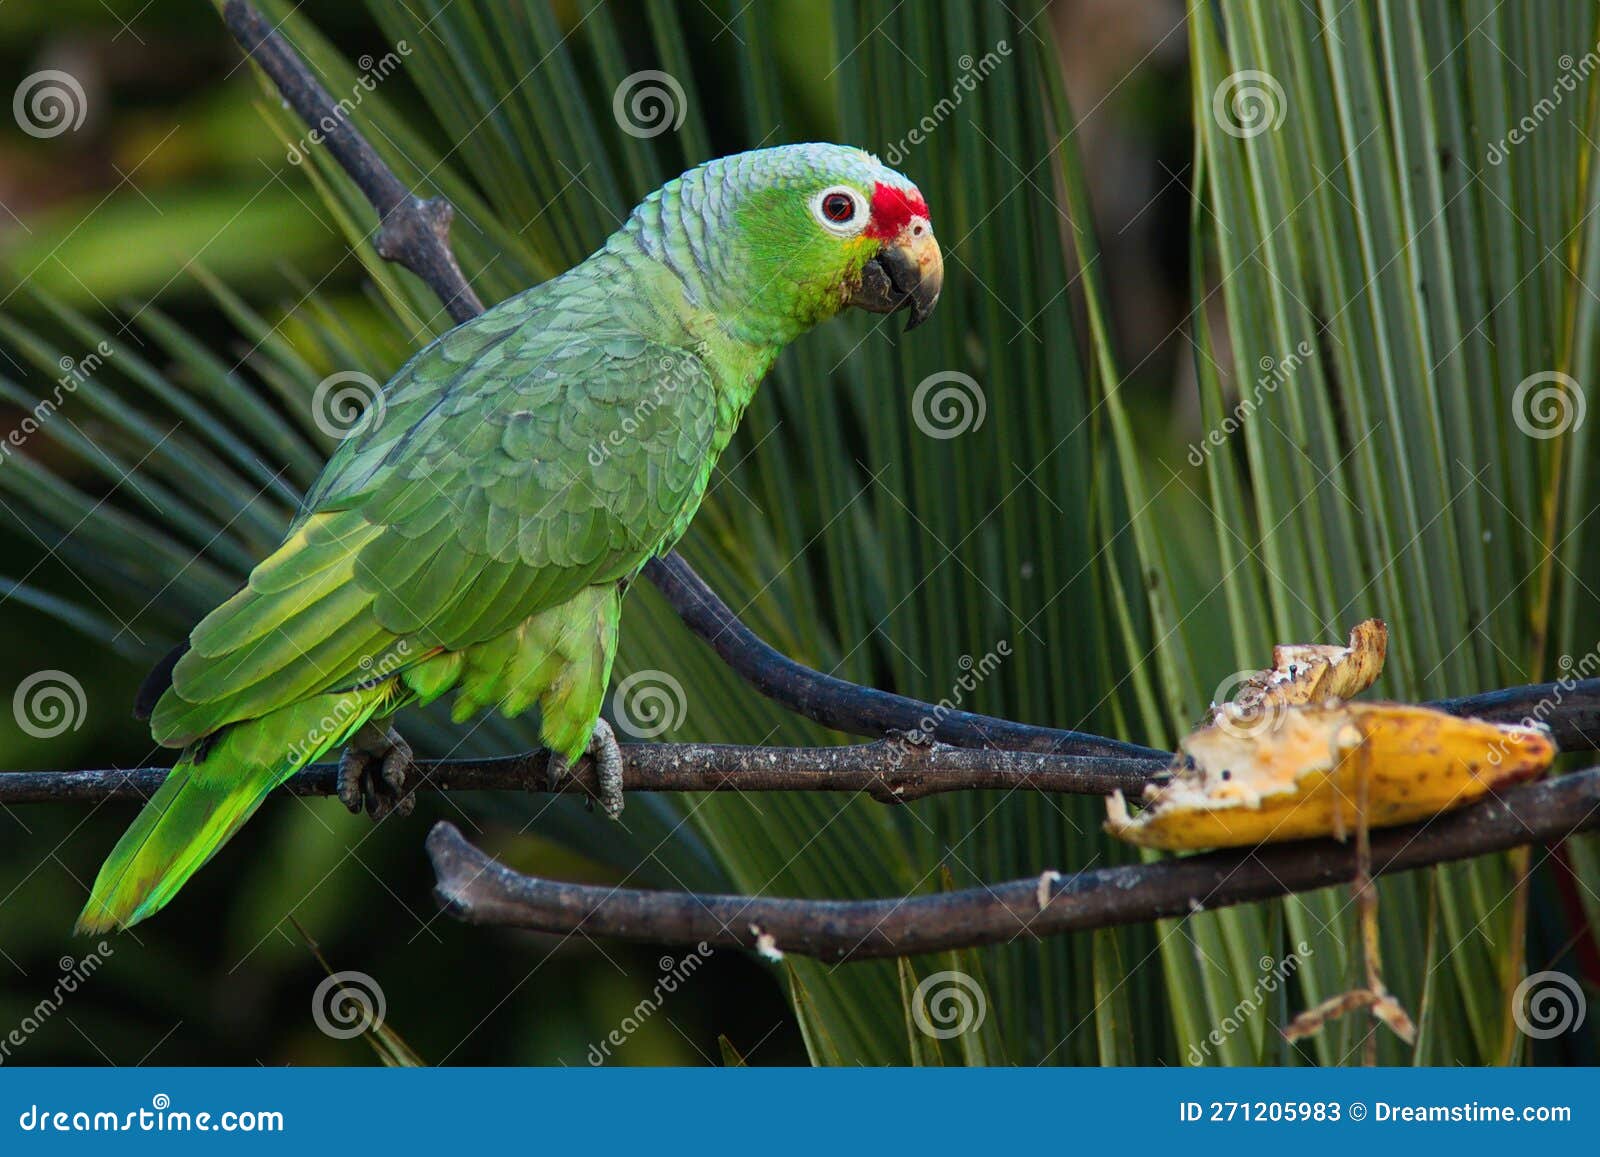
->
[849,225,944,331]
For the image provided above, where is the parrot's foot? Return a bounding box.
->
[548,718,625,820]
[337,724,416,820]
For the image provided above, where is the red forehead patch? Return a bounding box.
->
[865,182,929,240]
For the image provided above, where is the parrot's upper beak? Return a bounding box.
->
[849,220,944,331]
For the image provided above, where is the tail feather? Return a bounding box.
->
[77,685,398,934]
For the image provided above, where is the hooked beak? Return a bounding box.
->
[848,221,944,331]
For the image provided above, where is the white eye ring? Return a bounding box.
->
[810,185,867,235]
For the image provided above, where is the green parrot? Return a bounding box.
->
[77,143,943,933]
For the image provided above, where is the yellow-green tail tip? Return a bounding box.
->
[75,690,396,935]
[72,904,129,937]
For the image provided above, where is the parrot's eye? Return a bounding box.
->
[811,186,865,235]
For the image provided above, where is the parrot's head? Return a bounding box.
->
[663,143,943,342]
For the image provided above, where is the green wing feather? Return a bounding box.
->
[86,260,724,932]
[151,269,719,749]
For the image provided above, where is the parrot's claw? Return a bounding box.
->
[547,718,626,820]
[591,719,625,820]
[337,724,416,820]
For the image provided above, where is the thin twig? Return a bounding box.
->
[426,767,1600,959]
[222,0,482,323]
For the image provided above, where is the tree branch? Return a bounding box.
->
[6,675,1593,809]
[221,0,482,324]
[0,740,1164,807]
[639,553,1164,757]
[9,674,1596,809]
[426,767,1600,959]
[1430,678,1600,750]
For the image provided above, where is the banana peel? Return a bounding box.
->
[1112,620,1550,1054]
[1209,618,1387,733]
[1106,702,1555,851]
